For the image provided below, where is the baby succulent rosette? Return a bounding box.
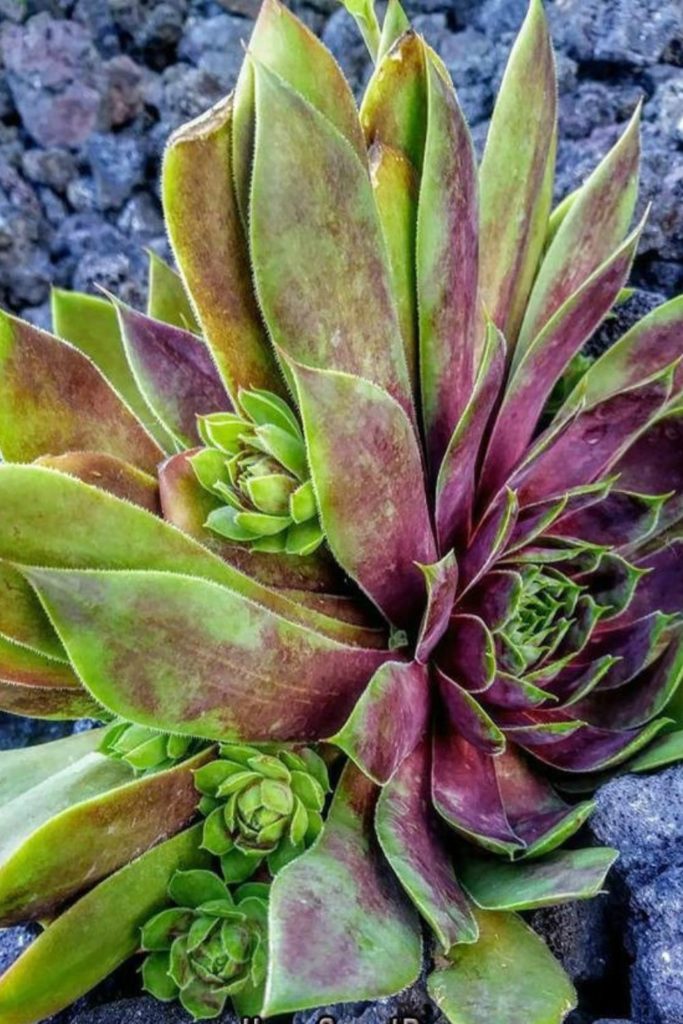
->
[0,0,683,1022]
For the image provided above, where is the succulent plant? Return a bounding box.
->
[195,743,329,880]
[0,2,683,1023]
[141,871,269,1020]
[101,720,209,775]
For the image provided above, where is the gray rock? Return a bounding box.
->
[117,192,164,240]
[68,995,234,1023]
[549,0,683,68]
[66,175,101,213]
[590,765,683,887]
[137,0,188,61]
[152,62,225,138]
[21,147,76,193]
[321,7,371,99]
[593,1020,634,1023]
[103,55,147,127]
[20,300,53,331]
[85,132,146,209]
[1,14,105,147]
[0,925,39,974]
[628,867,683,1024]
[178,13,251,91]
[0,712,72,751]
[73,249,147,307]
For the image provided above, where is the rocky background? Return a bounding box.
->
[0,0,682,1022]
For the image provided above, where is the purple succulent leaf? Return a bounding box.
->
[22,567,392,743]
[415,551,459,663]
[436,614,496,693]
[330,660,429,785]
[291,363,436,627]
[458,489,519,595]
[264,761,422,1015]
[483,674,552,712]
[436,320,506,551]
[515,103,641,359]
[540,655,619,707]
[459,570,522,632]
[435,666,507,755]
[417,47,478,475]
[576,611,676,691]
[498,709,669,773]
[570,628,683,730]
[113,300,230,449]
[551,489,667,549]
[618,539,683,624]
[513,363,675,506]
[376,738,479,951]
[480,218,644,499]
[560,293,683,413]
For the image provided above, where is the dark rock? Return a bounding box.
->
[586,288,666,358]
[20,300,53,331]
[434,24,501,125]
[531,897,614,986]
[38,186,68,228]
[178,13,251,91]
[21,147,76,193]
[68,994,233,1023]
[470,0,529,37]
[216,0,261,16]
[0,712,72,750]
[117,192,164,240]
[152,62,225,135]
[1,14,105,147]
[0,925,40,975]
[548,0,683,68]
[593,1020,634,1023]
[85,132,146,210]
[73,249,147,307]
[103,55,147,127]
[138,0,188,64]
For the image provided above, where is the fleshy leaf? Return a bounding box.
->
[458,847,618,911]
[114,300,230,448]
[250,62,413,420]
[436,667,506,755]
[0,728,104,806]
[376,739,478,951]
[516,104,641,358]
[292,364,435,627]
[0,826,209,1024]
[478,0,556,344]
[427,909,576,1024]
[331,660,429,784]
[50,288,174,451]
[629,730,683,772]
[25,568,392,742]
[35,452,160,514]
[612,403,683,538]
[417,48,478,472]
[0,749,213,925]
[0,312,163,472]
[436,615,496,693]
[0,560,65,661]
[162,95,284,404]
[264,762,421,1015]
[377,0,410,60]
[360,31,427,171]
[147,250,200,334]
[0,634,100,720]
[416,552,458,662]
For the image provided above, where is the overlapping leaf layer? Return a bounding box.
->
[1,1,683,1022]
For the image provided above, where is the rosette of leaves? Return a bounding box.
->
[101,720,209,775]
[141,870,268,1020]
[191,392,323,555]
[1,1,683,1023]
[195,743,329,880]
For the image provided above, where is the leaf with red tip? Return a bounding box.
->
[36,452,160,513]
[416,552,458,662]
[436,320,506,550]
[0,748,212,926]
[370,142,419,386]
[233,0,366,221]
[428,909,576,1024]
[417,49,478,472]
[436,667,506,755]
[0,312,163,472]
[115,301,230,448]
[515,366,675,506]
[250,63,413,420]
[481,221,644,496]
[331,660,428,785]
[162,96,284,405]
[0,635,100,720]
[51,289,174,451]
[293,365,436,627]
[146,250,200,334]
[436,614,496,693]
[25,567,391,742]
[158,449,343,594]
[459,847,618,912]
[264,762,421,1014]
[516,105,641,359]
[0,825,209,1024]
[376,739,478,951]
[360,31,427,170]
[478,0,556,345]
